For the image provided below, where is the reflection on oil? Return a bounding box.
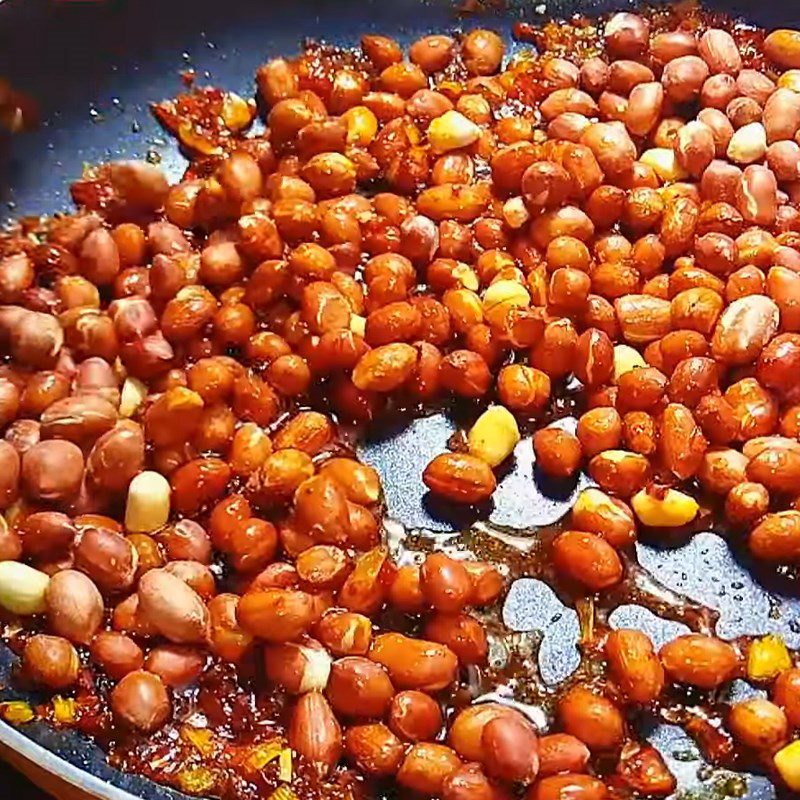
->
[359,410,800,800]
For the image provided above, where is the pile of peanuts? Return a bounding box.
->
[3,6,800,799]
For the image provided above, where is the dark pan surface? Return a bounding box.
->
[1,1,800,799]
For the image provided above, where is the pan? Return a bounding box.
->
[0,1,799,799]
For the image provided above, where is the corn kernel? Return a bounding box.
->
[177,767,218,795]
[279,748,293,782]
[467,405,520,467]
[181,724,217,756]
[632,487,699,527]
[482,279,531,316]
[268,788,298,800]
[0,701,34,725]
[349,314,366,337]
[125,470,171,533]
[774,740,800,791]
[342,106,378,147]
[428,110,482,153]
[502,196,530,229]
[119,376,148,417]
[640,148,688,182]
[245,740,283,772]
[0,561,50,615]
[52,696,77,724]
[747,635,792,682]
[613,344,647,383]
[778,70,800,92]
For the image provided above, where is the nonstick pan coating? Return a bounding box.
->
[1,1,799,799]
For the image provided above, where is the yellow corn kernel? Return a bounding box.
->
[342,106,378,147]
[279,748,293,782]
[0,701,34,725]
[747,635,792,682]
[640,147,688,182]
[125,470,171,533]
[467,405,521,467]
[0,561,50,615]
[727,122,767,165]
[349,314,366,338]
[245,740,283,772]
[428,110,482,153]
[778,70,800,92]
[268,788,298,800]
[52,696,76,724]
[181,724,217,757]
[774,740,800,791]
[177,767,218,796]
[119,376,148,418]
[482,279,531,317]
[613,344,647,383]
[632,487,699,527]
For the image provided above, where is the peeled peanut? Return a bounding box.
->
[774,740,800,791]
[727,122,767,165]
[119,377,148,418]
[0,560,50,615]
[125,470,171,533]
[467,405,520,467]
[640,148,688,181]
[632,486,699,527]
[428,111,482,153]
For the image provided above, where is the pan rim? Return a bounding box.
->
[0,719,138,800]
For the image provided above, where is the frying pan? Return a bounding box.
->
[0,1,799,798]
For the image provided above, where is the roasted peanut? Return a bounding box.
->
[659,634,738,688]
